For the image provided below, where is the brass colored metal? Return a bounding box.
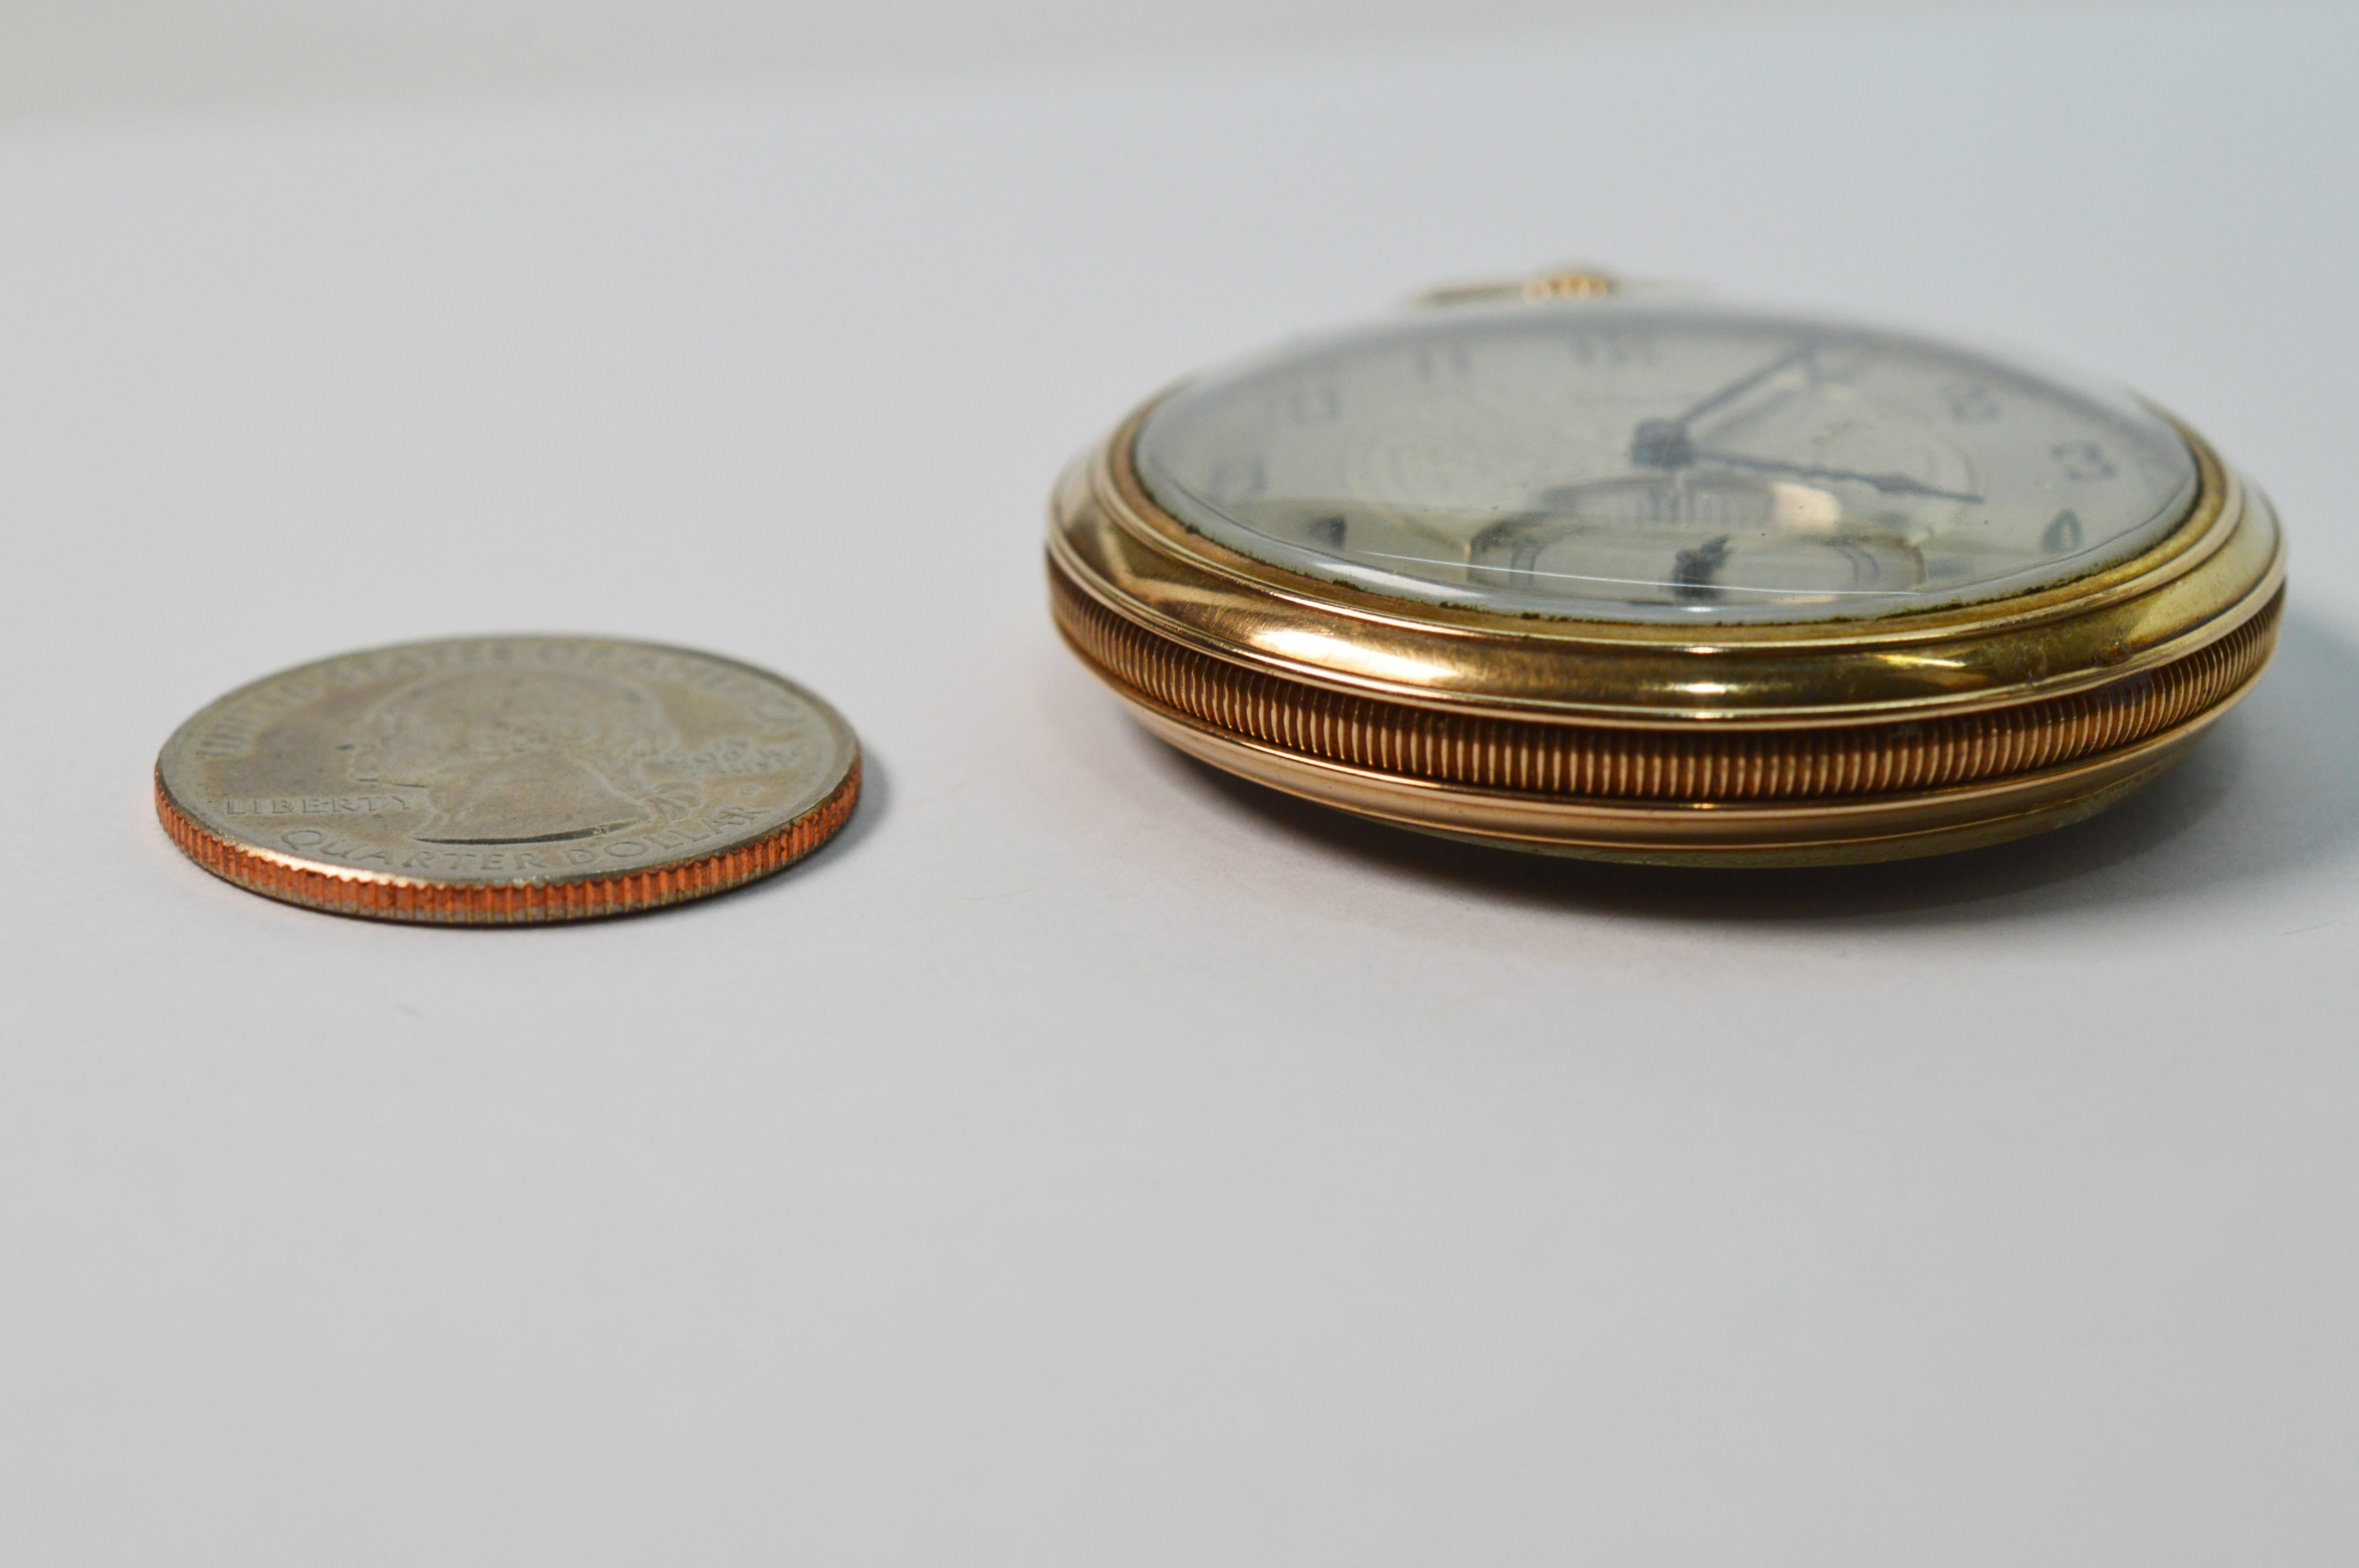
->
[1053,557,2279,803]
[1125,698,2221,867]
[1415,268,1623,307]
[1048,392,2286,866]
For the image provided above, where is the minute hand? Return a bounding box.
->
[1667,341,1821,428]
[1631,339,1827,468]
[1690,450,1983,504]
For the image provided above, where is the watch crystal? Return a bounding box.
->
[1133,300,2199,623]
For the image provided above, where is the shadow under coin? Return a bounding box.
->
[1152,605,2359,927]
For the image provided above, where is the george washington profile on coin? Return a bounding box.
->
[155,636,860,924]
[344,666,703,846]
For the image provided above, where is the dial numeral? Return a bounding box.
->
[1288,387,1341,425]
[1207,456,1267,505]
[1414,341,1472,382]
[2041,509,2085,552]
[1566,332,1659,368]
[1943,383,2000,422]
[2052,441,2117,481]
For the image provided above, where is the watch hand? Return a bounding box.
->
[1631,339,1823,468]
[1671,535,1733,602]
[1688,449,1983,503]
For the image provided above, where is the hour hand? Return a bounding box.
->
[1688,449,1983,504]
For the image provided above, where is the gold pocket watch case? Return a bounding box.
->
[1048,273,2284,866]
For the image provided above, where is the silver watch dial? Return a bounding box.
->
[1132,299,2199,624]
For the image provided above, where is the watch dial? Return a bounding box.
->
[1132,299,2199,624]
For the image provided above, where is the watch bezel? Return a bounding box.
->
[1050,395,2283,728]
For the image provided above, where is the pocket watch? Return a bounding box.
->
[1047,270,2284,865]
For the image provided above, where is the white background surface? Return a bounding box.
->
[5,4,2358,1562]
[7,0,1926,125]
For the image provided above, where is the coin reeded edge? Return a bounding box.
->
[154,755,860,925]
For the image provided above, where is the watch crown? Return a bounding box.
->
[1413,265,1620,308]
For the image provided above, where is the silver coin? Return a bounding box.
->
[155,635,861,923]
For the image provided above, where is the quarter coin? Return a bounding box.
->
[155,635,861,923]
